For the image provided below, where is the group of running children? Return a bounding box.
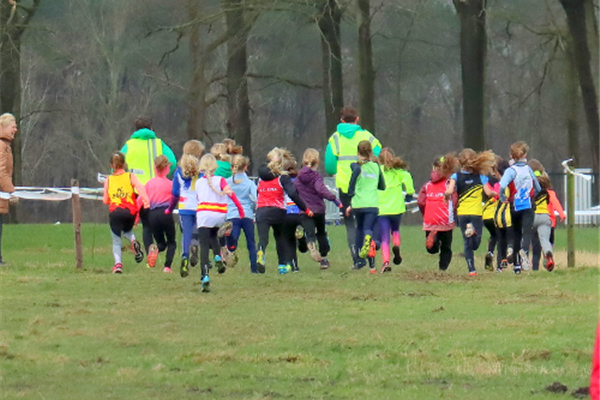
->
[102,138,564,292]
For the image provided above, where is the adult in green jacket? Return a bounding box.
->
[120,116,177,256]
[324,107,382,269]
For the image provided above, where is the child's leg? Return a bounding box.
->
[163,213,177,268]
[531,228,542,270]
[511,209,524,266]
[363,211,378,237]
[314,214,330,257]
[438,230,453,271]
[520,209,535,257]
[378,216,391,265]
[281,217,297,266]
[149,209,167,252]
[209,227,221,258]
[471,216,484,251]
[354,210,366,254]
[483,218,497,254]
[139,208,153,254]
[241,218,258,272]
[496,227,508,267]
[390,214,402,264]
[536,215,553,256]
[458,215,476,273]
[179,214,196,259]
[198,227,211,269]
[226,218,242,252]
[111,232,123,265]
[425,231,440,254]
[272,222,286,266]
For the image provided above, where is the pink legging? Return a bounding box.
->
[376,214,402,264]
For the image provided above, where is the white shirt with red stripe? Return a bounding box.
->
[195,175,229,228]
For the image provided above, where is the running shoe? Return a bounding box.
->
[278,264,288,275]
[359,234,372,259]
[368,239,377,258]
[163,266,172,273]
[464,223,476,238]
[131,240,144,263]
[381,261,392,273]
[519,249,530,271]
[217,221,233,238]
[468,271,477,277]
[112,263,123,274]
[545,251,555,272]
[215,255,226,274]
[307,242,322,262]
[189,243,199,267]
[506,247,514,264]
[201,275,210,293]
[425,231,437,251]
[319,258,330,270]
[369,267,377,274]
[295,226,305,240]
[257,250,266,273]
[392,245,402,265]
[484,252,494,271]
[499,259,508,271]
[180,257,189,278]
[513,265,522,274]
[147,244,159,268]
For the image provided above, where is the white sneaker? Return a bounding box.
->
[464,223,476,237]
[519,249,530,271]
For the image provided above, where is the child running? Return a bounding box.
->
[144,155,176,272]
[528,159,561,271]
[281,158,303,273]
[294,148,342,270]
[256,148,312,274]
[499,141,541,274]
[481,155,503,271]
[374,147,415,273]
[418,154,459,271]
[347,140,386,273]
[195,154,245,292]
[445,148,497,276]
[225,155,258,273]
[491,159,514,271]
[168,140,204,277]
[103,152,149,273]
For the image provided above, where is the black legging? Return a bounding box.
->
[198,227,220,271]
[483,218,497,254]
[256,207,287,265]
[425,230,453,271]
[282,213,302,267]
[139,208,154,254]
[511,208,535,266]
[301,213,330,257]
[148,207,177,267]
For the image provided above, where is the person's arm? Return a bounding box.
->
[530,169,542,195]
[280,175,308,212]
[481,175,497,198]
[444,174,457,198]
[499,167,516,202]
[220,178,245,219]
[377,168,386,191]
[347,163,361,198]
[417,183,427,215]
[131,173,150,208]
[103,178,110,205]
[548,190,566,222]
[324,141,338,176]
[314,173,337,202]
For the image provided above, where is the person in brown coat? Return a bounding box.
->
[0,113,18,265]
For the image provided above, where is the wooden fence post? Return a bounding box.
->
[566,169,575,268]
[71,179,83,270]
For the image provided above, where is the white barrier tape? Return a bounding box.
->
[0,187,103,201]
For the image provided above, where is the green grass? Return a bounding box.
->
[1,224,598,399]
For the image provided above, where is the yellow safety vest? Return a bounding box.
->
[328,130,380,193]
[125,138,164,185]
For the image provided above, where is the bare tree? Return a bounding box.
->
[357,0,375,133]
[453,0,486,151]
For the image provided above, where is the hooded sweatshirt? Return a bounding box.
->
[294,166,339,214]
[418,170,457,232]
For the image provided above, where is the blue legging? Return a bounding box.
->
[457,215,483,273]
[179,213,197,259]
[354,208,378,253]
[226,218,258,272]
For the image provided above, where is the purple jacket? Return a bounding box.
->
[294,166,339,214]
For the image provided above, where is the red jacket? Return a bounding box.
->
[418,170,457,231]
[591,322,600,400]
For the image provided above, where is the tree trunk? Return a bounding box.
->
[357,0,375,133]
[318,0,344,138]
[224,0,252,158]
[559,0,599,172]
[1,0,41,223]
[186,0,207,143]
[453,0,486,151]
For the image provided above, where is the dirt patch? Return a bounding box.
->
[545,381,568,394]
[571,387,589,399]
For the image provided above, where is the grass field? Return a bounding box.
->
[0,223,598,399]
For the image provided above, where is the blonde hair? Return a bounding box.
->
[267,147,293,175]
[458,148,496,175]
[180,154,200,179]
[211,143,231,162]
[302,148,320,168]
[231,155,250,184]
[510,141,529,160]
[433,153,459,178]
[379,147,408,170]
[182,140,204,158]
[199,154,224,196]
[154,155,170,173]
[110,151,126,170]
[0,113,16,127]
